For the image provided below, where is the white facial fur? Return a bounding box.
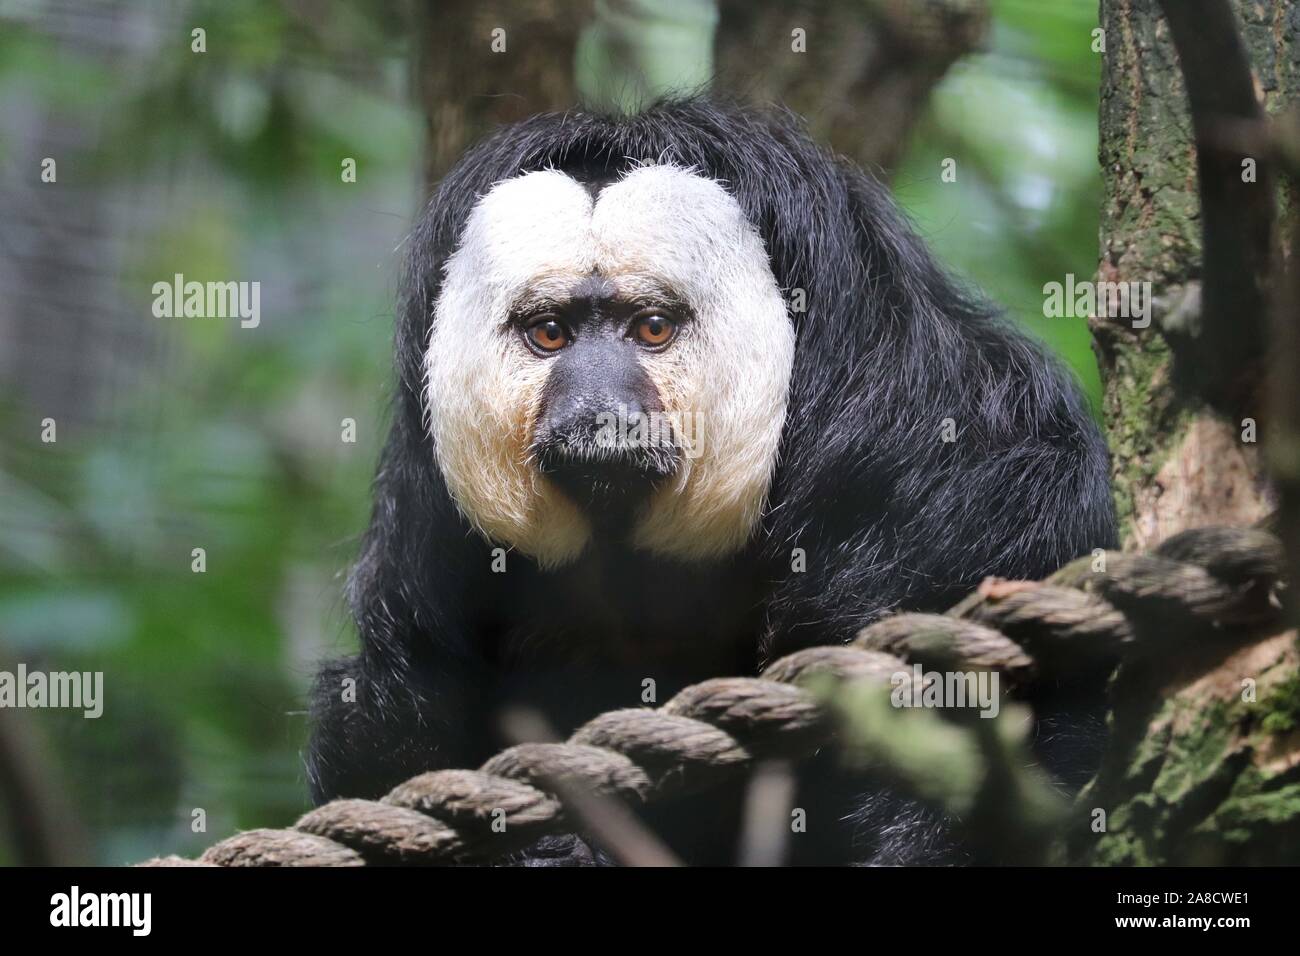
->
[425,164,795,568]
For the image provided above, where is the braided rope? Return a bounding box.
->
[139,525,1287,867]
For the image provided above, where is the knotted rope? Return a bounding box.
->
[140,525,1287,867]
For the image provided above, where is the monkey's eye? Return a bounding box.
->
[632,313,677,349]
[526,318,570,353]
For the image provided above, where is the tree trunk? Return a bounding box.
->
[412,0,589,185]
[714,0,989,174]
[1081,0,1300,866]
[1094,0,1297,551]
[412,0,988,186]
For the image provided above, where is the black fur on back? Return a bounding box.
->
[306,98,1117,864]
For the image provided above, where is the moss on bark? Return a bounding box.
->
[1096,0,1297,547]
[1076,629,1300,865]
[1087,2,1300,864]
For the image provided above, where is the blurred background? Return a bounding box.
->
[0,0,1103,864]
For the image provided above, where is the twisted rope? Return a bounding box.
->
[140,525,1287,867]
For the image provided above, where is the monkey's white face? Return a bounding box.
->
[425,165,795,568]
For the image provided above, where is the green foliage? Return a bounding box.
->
[0,0,415,863]
[895,0,1104,412]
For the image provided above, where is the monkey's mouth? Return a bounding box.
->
[532,438,680,516]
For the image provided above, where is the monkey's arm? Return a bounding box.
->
[307,411,494,803]
[306,647,487,803]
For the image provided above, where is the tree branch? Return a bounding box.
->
[1156,0,1273,410]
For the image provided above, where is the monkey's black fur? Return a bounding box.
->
[307,98,1116,865]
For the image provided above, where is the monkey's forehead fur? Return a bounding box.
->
[397,98,1105,574]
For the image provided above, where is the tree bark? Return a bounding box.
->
[1272,108,1300,628]
[1082,0,1300,866]
[714,0,989,174]
[412,0,589,186]
[1094,0,1297,551]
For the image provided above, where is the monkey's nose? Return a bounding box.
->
[529,334,678,510]
[532,401,679,512]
